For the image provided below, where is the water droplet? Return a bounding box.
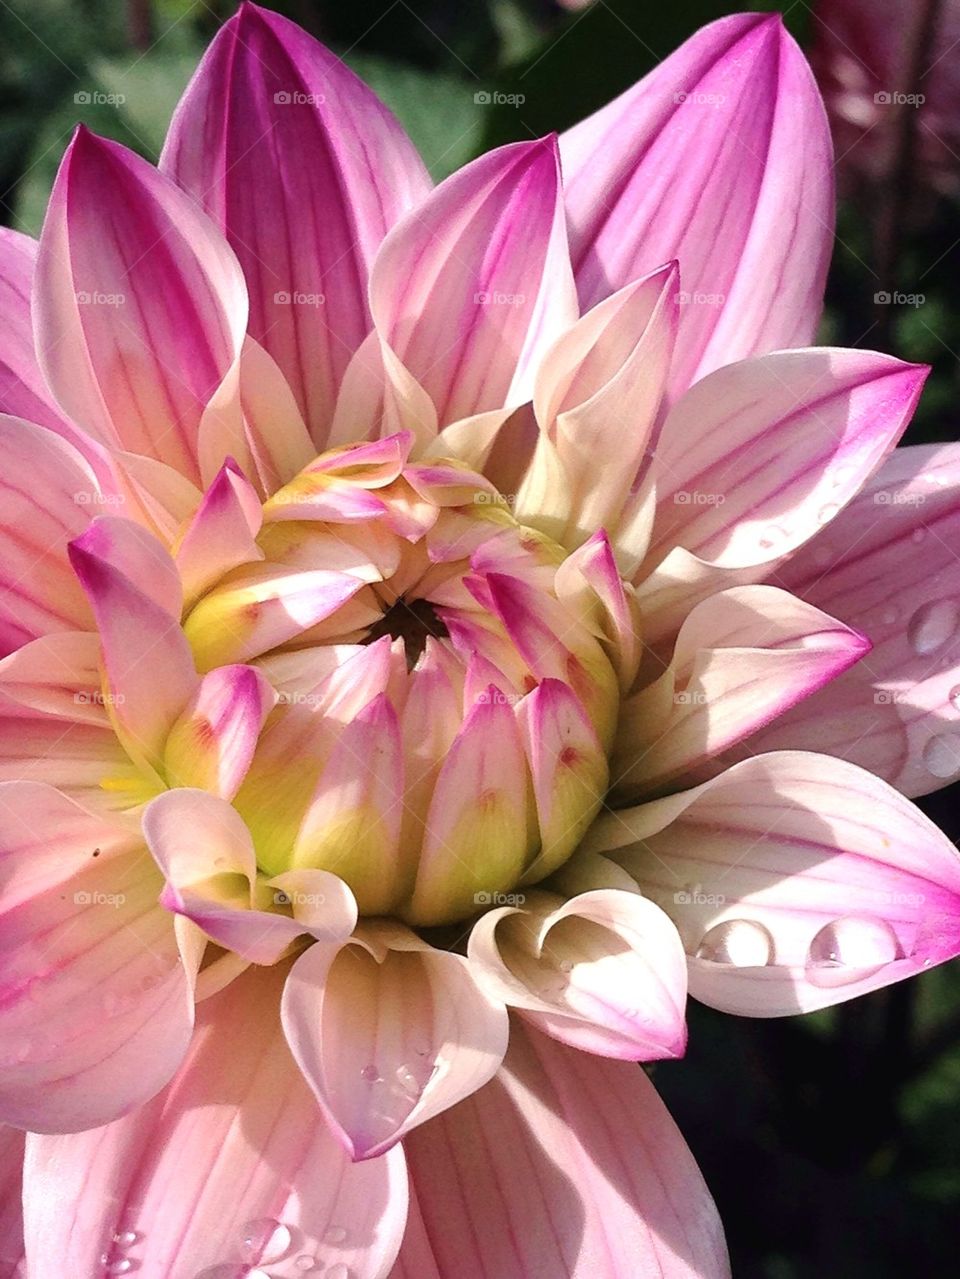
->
[196,1268,270,1279]
[100,1260,133,1276]
[558,959,574,974]
[113,1230,138,1248]
[394,1065,423,1100]
[907,599,959,656]
[949,685,960,711]
[326,1266,353,1279]
[360,1063,381,1083]
[295,1259,320,1273]
[695,919,774,966]
[240,1218,292,1264]
[923,732,960,779]
[806,916,902,987]
[324,1225,348,1246]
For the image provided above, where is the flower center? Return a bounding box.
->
[364,597,449,670]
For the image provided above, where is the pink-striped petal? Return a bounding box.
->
[22,962,407,1279]
[161,2,430,448]
[143,788,356,965]
[399,1019,730,1278]
[0,1125,24,1277]
[282,921,509,1159]
[163,665,276,800]
[174,459,263,607]
[68,523,197,772]
[585,751,960,1016]
[612,585,870,796]
[638,349,928,642]
[370,138,577,428]
[0,416,103,651]
[750,443,960,795]
[35,127,247,484]
[468,889,687,1060]
[0,782,194,1133]
[561,12,833,400]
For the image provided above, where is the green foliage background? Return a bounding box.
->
[1,2,957,1274]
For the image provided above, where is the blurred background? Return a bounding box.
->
[1,0,958,1274]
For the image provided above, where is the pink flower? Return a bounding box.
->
[1,6,959,1276]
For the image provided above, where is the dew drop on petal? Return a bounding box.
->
[907,599,959,656]
[394,1065,423,1100]
[695,919,774,966]
[295,1259,321,1273]
[360,1063,382,1083]
[326,1265,353,1279]
[112,1230,138,1248]
[100,1260,133,1276]
[239,1218,292,1264]
[324,1225,348,1246]
[805,916,902,987]
[948,686,960,711]
[558,958,574,973]
[923,732,960,779]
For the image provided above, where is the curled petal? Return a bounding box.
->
[174,459,264,607]
[468,889,688,1060]
[23,962,408,1278]
[282,920,509,1159]
[585,751,960,1015]
[401,1019,730,1278]
[143,788,356,964]
[0,782,194,1133]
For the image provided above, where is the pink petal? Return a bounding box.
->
[750,443,960,796]
[0,717,131,812]
[0,631,102,725]
[638,349,928,643]
[561,13,833,400]
[162,3,431,447]
[399,1019,730,1278]
[613,585,870,796]
[174,459,264,607]
[239,335,315,492]
[282,921,509,1159]
[0,782,194,1132]
[143,788,356,965]
[0,1125,24,1276]
[0,227,80,444]
[163,665,276,800]
[35,127,247,484]
[23,962,407,1278]
[68,523,197,771]
[468,889,688,1060]
[370,137,577,427]
[407,688,532,925]
[0,416,101,650]
[530,264,679,542]
[585,751,960,1015]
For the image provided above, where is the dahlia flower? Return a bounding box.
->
[2,6,960,1277]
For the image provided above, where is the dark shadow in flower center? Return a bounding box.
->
[365,596,449,670]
